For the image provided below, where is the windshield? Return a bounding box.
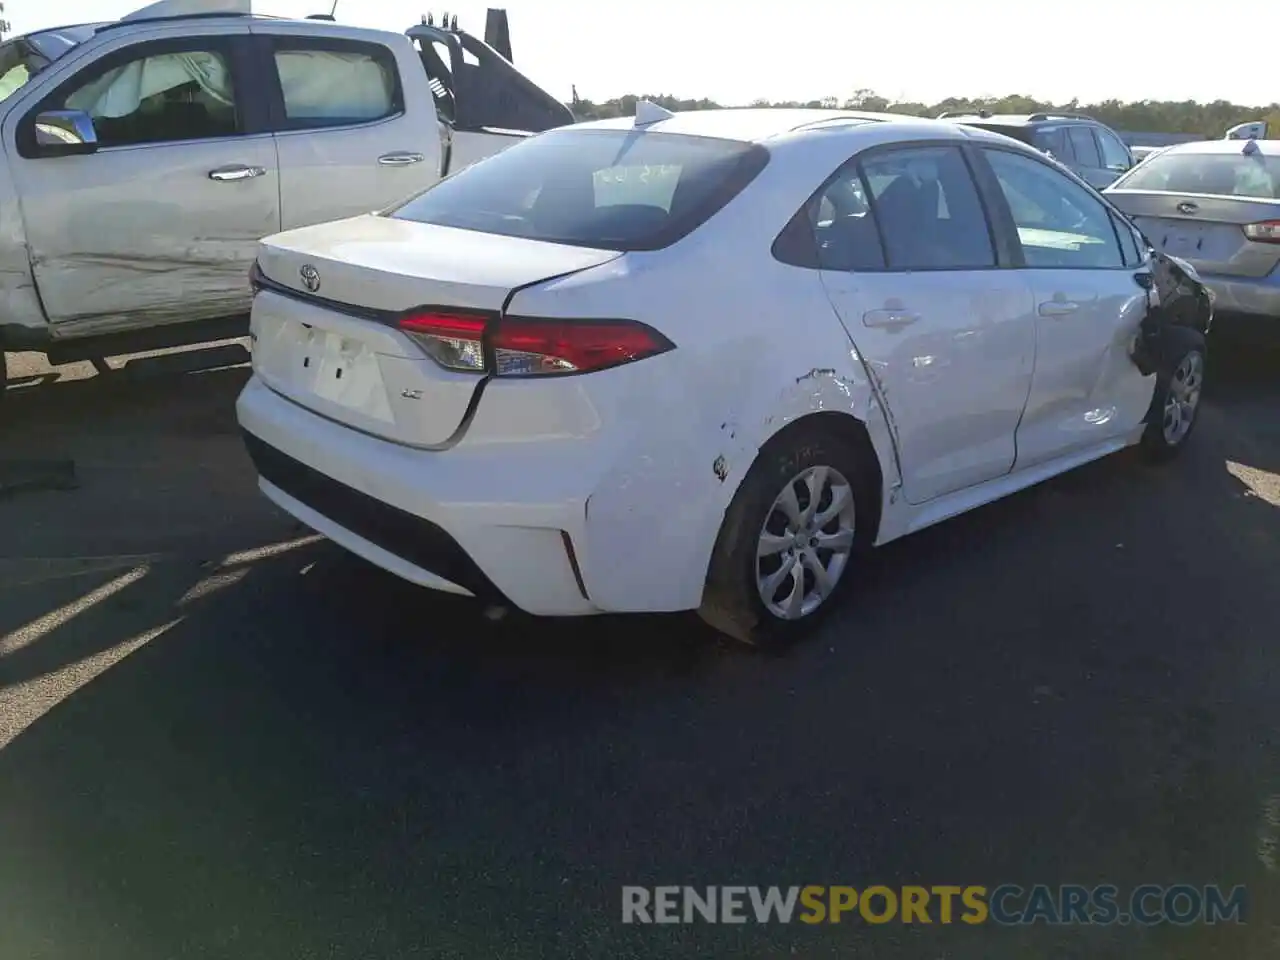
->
[390,128,769,251]
[0,25,100,104]
[1113,148,1280,199]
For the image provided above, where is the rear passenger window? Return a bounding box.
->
[983,148,1124,269]
[271,42,400,130]
[780,164,885,271]
[1066,127,1102,167]
[861,146,995,270]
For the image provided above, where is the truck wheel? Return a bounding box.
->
[0,351,8,399]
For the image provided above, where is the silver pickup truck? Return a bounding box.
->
[0,0,573,391]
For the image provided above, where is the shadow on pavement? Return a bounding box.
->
[0,334,1276,959]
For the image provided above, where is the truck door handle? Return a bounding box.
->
[209,164,267,182]
[863,308,920,328]
[378,152,426,166]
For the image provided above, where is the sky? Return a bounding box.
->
[10,0,1278,108]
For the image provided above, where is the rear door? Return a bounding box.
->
[814,142,1037,504]
[250,25,443,231]
[6,25,279,330]
[976,146,1155,467]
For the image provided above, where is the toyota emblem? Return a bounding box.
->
[300,264,320,293]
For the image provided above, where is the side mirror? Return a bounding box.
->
[33,109,98,156]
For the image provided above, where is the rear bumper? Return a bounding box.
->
[1202,272,1280,320]
[236,376,599,616]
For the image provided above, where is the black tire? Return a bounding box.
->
[0,350,8,399]
[697,426,876,651]
[1141,329,1206,463]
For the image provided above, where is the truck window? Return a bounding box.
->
[271,41,400,130]
[54,43,239,147]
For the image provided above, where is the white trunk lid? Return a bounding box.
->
[251,215,620,447]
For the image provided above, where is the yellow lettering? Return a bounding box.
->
[932,885,962,923]
[859,885,898,924]
[961,886,988,924]
[829,886,858,923]
[902,886,931,923]
[799,886,826,924]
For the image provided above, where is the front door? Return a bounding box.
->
[815,143,1037,504]
[252,27,443,231]
[6,30,279,332]
[977,146,1156,468]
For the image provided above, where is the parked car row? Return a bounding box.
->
[0,1,1250,650]
[940,110,1278,327]
[938,111,1136,189]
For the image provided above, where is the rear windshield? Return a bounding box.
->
[1114,150,1280,199]
[389,128,769,251]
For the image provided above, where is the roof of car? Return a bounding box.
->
[570,108,951,143]
[952,114,1102,127]
[1152,139,1278,157]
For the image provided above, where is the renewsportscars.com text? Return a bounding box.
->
[621,884,1248,926]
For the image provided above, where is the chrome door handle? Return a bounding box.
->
[209,164,267,182]
[378,152,425,166]
[1038,300,1079,317]
[863,308,920,328]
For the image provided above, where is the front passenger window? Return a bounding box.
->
[1113,212,1144,266]
[57,47,238,148]
[983,148,1124,269]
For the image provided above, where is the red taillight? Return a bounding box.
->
[398,312,673,376]
[1243,220,1280,244]
[490,319,672,376]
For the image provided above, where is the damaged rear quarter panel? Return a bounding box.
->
[516,245,900,614]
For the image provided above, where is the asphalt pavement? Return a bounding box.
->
[0,333,1277,959]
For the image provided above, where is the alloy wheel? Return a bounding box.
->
[1162,351,1204,446]
[755,465,857,620]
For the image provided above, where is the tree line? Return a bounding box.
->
[568,90,1280,138]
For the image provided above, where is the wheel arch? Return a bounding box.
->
[750,410,885,545]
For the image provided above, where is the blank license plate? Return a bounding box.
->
[1162,228,1202,256]
[298,329,388,414]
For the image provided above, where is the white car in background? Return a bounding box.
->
[236,106,1214,647]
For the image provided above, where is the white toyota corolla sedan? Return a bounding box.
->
[236,105,1213,646]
